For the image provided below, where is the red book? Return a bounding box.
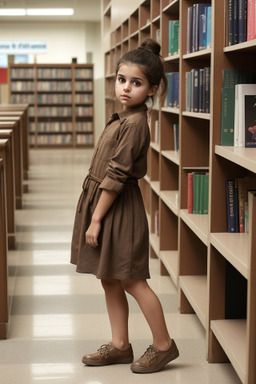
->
[187,173,193,213]
[247,0,256,40]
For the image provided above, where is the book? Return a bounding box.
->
[225,178,239,232]
[238,178,256,232]
[206,6,212,48]
[169,20,179,56]
[186,71,192,111]
[233,0,239,44]
[228,0,234,45]
[247,0,256,40]
[191,69,199,112]
[199,5,211,50]
[192,3,209,52]
[245,95,256,147]
[187,173,193,213]
[238,0,248,43]
[173,124,179,152]
[187,6,193,53]
[204,67,211,113]
[234,84,256,146]
[166,72,179,108]
[221,88,235,145]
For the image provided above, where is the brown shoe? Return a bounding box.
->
[131,339,179,373]
[82,342,134,366]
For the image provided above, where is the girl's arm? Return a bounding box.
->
[85,189,117,248]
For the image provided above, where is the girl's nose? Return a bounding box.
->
[123,82,130,92]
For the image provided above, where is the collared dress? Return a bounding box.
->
[71,104,150,280]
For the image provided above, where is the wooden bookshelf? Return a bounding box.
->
[9,63,94,148]
[102,1,256,382]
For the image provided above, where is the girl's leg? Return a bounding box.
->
[122,279,172,351]
[101,278,130,350]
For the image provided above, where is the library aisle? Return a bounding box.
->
[0,149,241,384]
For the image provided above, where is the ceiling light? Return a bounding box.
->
[26,8,74,16]
[0,9,26,16]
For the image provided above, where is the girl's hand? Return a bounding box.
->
[85,219,101,248]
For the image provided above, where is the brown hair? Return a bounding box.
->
[116,38,167,106]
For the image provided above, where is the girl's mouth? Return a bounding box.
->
[121,94,131,100]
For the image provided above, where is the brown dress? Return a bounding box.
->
[70,104,150,280]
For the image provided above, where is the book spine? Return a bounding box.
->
[221,88,235,145]
[169,20,174,55]
[193,173,201,214]
[204,67,210,113]
[173,124,179,152]
[192,4,197,52]
[187,6,193,53]
[228,0,234,45]
[245,94,256,147]
[192,69,199,112]
[238,0,248,43]
[166,73,173,107]
[188,173,193,213]
[199,68,204,113]
[172,72,179,108]
[206,6,212,48]
[225,178,239,232]
[186,71,192,112]
[233,0,239,44]
[203,174,209,214]
[247,0,256,40]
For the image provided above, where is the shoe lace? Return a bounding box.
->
[98,343,111,358]
[142,346,158,365]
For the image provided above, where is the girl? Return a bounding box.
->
[71,38,179,374]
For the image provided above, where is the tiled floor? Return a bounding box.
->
[1,149,242,383]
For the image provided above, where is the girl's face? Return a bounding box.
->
[115,63,157,109]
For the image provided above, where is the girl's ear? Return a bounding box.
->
[148,85,158,97]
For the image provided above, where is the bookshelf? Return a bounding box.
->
[9,63,94,148]
[102,1,256,383]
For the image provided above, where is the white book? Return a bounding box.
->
[234,84,256,147]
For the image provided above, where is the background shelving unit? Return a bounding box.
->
[102,1,256,382]
[9,63,94,148]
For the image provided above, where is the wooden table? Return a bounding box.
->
[0,157,8,339]
[0,121,23,209]
[0,106,29,179]
[0,132,16,249]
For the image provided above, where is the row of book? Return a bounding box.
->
[227,0,256,46]
[11,81,34,91]
[75,81,93,91]
[11,94,35,103]
[37,106,73,117]
[30,134,73,145]
[220,69,256,146]
[37,94,72,104]
[37,68,72,79]
[75,106,93,116]
[11,68,34,79]
[186,67,210,113]
[75,94,93,103]
[76,134,94,144]
[37,81,72,91]
[187,3,211,54]
[168,20,179,56]
[188,172,209,214]
[10,68,93,80]
[225,177,256,233]
[29,121,93,133]
[166,72,179,109]
[75,68,93,79]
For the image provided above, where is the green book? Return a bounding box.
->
[221,87,235,146]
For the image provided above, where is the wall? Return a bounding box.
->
[0,20,104,142]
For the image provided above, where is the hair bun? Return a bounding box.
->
[140,38,160,55]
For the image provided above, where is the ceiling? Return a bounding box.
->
[0,0,101,22]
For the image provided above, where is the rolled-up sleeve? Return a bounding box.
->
[99,119,149,193]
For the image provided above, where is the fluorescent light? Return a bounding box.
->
[0,9,26,16]
[27,8,74,16]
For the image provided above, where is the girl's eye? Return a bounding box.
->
[134,81,141,87]
[118,77,125,83]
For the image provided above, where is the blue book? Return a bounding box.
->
[193,3,209,52]
[238,0,247,43]
[228,0,234,45]
[226,178,239,232]
[172,72,179,108]
[187,6,193,53]
[166,72,173,107]
[186,71,192,111]
[192,69,199,112]
[233,0,239,44]
[206,6,212,48]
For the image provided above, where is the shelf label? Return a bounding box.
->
[0,41,48,54]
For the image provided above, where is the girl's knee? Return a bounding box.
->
[122,279,147,296]
[101,278,121,291]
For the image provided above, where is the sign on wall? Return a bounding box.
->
[0,41,47,54]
